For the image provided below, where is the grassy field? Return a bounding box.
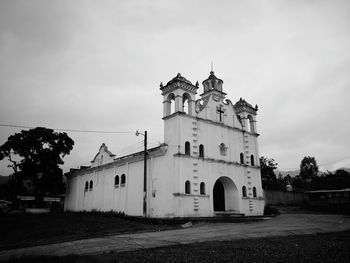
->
[0,212,176,250]
[8,230,350,263]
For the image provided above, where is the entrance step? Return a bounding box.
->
[214,211,245,217]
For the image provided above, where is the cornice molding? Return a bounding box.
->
[174,153,261,170]
[161,81,198,96]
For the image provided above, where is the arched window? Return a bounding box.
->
[240,153,244,164]
[250,155,255,166]
[237,115,242,126]
[242,186,247,197]
[166,93,176,115]
[185,180,191,194]
[200,182,205,195]
[185,141,190,155]
[199,144,204,158]
[183,93,191,114]
[247,115,254,133]
[219,143,227,156]
[84,181,88,191]
[253,187,257,197]
[89,180,93,190]
[121,174,126,185]
[114,175,119,186]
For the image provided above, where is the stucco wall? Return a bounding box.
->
[65,73,265,217]
[65,159,144,216]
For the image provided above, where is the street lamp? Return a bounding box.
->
[136,130,147,217]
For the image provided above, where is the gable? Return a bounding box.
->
[195,94,243,129]
[91,143,116,167]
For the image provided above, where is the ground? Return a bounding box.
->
[6,231,350,263]
[0,212,175,250]
[1,207,350,262]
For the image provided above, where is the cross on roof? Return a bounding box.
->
[216,105,226,122]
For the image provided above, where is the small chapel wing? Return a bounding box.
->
[91,143,116,167]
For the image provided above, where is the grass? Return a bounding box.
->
[8,230,350,263]
[0,212,176,250]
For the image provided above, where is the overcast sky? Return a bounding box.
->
[0,0,350,176]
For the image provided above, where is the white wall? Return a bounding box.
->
[65,158,144,216]
[65,78,265,217]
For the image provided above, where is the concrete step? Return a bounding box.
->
[214,211,245,217]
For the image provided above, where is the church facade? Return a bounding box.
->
[64,71,265,217]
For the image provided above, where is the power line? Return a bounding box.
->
[278,155,350,171]
[319,155,350,166]
[0,123,134,134]
[2,123,349,168]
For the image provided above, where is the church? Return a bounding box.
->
[64,71,265,217]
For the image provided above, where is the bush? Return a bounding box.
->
[264,205,279,216]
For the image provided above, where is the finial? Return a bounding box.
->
[177,73,181,77]
[160,82,163,88]
[210,61,214,74]
[255,104,259,110]
[195,81,199,87]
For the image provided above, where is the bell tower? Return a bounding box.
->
[160,73,198,118]
[160,73,199,151]
[234,98,258,133]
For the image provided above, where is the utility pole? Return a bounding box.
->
[143,130,147,217]
[136,130,147,217]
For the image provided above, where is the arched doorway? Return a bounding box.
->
[213,180,225,211]
[213,176,239,212]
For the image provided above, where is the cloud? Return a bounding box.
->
[0,0,350,176]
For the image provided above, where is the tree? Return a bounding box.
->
[259,156,280,190]
[299,156,319,184]
[310,169,350,190]
[0,127,74,196]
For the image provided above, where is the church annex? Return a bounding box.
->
[64,71,265,217]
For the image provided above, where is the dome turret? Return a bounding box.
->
[202,71,224,93]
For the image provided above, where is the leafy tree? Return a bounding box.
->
[0,127,74,197]
[299,156,319,184]
[310,169,350,190]
[259,156,281,190]
[291,175,303,190]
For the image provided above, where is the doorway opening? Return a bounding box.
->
[213,176,239,212]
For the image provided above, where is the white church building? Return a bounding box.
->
[64,71,265,217]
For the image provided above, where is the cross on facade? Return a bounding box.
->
[216,105,225,122]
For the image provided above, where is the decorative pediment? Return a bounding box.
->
[234,98,258,115]
[160,73,198,95]
[91,143,115,167]
[195,97,210,113]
